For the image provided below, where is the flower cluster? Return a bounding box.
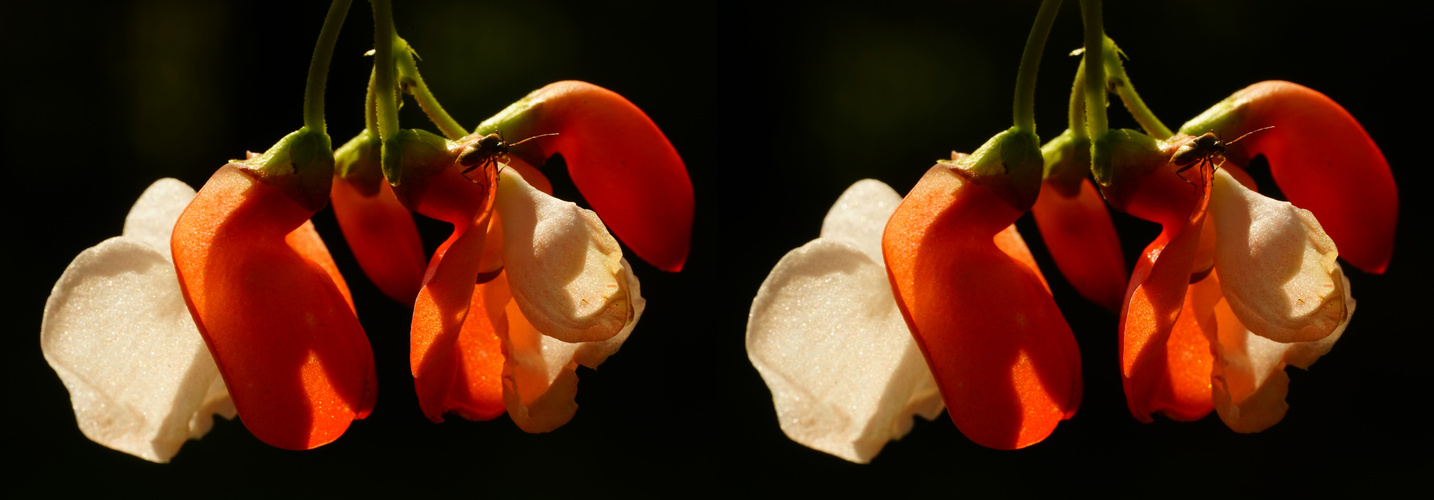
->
[42,3,690,462]
[746,2,1394,462]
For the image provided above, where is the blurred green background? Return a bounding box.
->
[5,0,1427,494]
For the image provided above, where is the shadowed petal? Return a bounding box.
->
[884,165,1081,450]
[1032,178,1127,311]
[173,165,376,450]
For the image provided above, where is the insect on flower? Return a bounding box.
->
[1171,126,1274,193]
[458,131,560,190]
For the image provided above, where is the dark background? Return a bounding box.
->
[5,0,1428,494]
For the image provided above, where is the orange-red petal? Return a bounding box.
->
[479,81,693,272]
[172,164,377,450]
[1031,177,1128,311]
[883,164,1081,450]
[1114,146,1214,423]
[330,173,426,304]
[1180,81,1396,273]
[409,161,501,423]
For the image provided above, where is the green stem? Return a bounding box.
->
[371,0,399,141]
[1014,0,1063,133]
[1080,0,1107,142]
[364,66,378,133]
[1068,57,1087,139]
[395,40,467,140]
[1103,36,1172,138]
[303,0,352,133]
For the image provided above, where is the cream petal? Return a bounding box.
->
[41,238,232,462]
[1285,270,1355,370]
[497,259,643,433]
[495,168,631,344]
[819,179,903,262]
[1210,169,1346,343]
[572,258,645,369]
[747,238,943,463]
[1207,268,1354,433]
[122,178,197,256]
[500,299,581,433]
[1209,290,1290,433]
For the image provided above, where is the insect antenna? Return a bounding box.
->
[1224,125,1274,146]
[506,132,560,147]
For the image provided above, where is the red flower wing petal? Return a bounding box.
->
[1113,155,1213,423]
[485,81,693,272]
[173,164,377,450]
[1181,81,1396,273]
[409,157,502,423]
[884,164,1082,450]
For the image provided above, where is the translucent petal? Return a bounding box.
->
[498,259,644,433]
[496,168,631,344]
[1207,268,1354,433]
[1210,169,1346,343]
[42,238,232,463]
[1210,294,1292,433]
[500,299,580,433]
[819,179,903,262]
[748,238,942,463]
[571,258,645,369]
[122,178,196,255]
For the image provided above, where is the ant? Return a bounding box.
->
[457,131,559,192]
[1171,125,1273,194]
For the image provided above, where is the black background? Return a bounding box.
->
[5,0,1428,494]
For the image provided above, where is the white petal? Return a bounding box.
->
[122,179,197,257]
[571,258,645,369]
[1285,270,1355,370]
[500,299,580,433]
[495,168,631,344]
[497,259,644,433]
[1208,268,1354,433]
[747,238,942,463]
[1210,169,1346,343]
[819,179,903,262]
[42,238,231,462]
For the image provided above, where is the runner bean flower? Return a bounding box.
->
[1105,118,1368,430]
[399,81,691,430]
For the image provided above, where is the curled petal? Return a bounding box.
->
[478,81,692,271]
[1207,269,1354,433]
[1180,81,1396,273]
[748,237,942,463]
[1118,158,1213,423]
[496,168,631,344]
[499,300,580,433]
[499,258,643,433]
[410,211,501,423]
[1210,170,1346,343]
[173,165,376,450]
[571,258,646,369]
[331,174,426,304]
[884,165,1081,450]
[1031,177,1128,312]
